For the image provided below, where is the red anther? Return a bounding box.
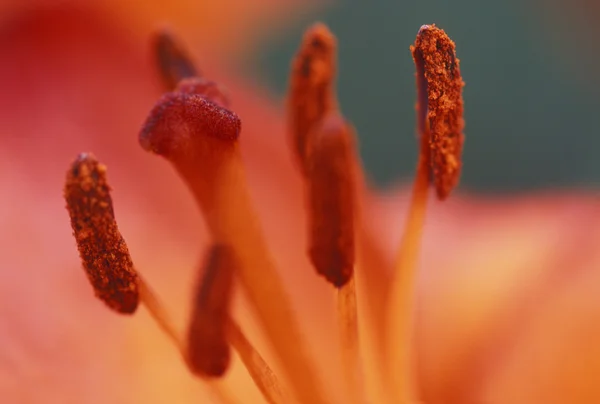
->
[305,113,356,288]
[64,153,139,314]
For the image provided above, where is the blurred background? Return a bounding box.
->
[246,0,600,192]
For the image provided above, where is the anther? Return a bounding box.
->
[411,24,465,200]
[140,91,241,159]
[187,244,235,378]
[305,113,356,288]
[288,23,338,172]
[64,153,139,314]
[152,29,199,91]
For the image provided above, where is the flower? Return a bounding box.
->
[3,2,600,404]
[0,3,325,402]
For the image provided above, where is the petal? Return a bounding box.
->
[0,0,327,58]
[403,192,600,403]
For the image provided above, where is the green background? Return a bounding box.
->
[252,0,600,193]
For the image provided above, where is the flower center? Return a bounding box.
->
[63,23,464,404]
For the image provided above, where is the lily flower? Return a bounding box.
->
[2,3,600,404]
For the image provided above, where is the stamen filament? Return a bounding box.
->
[354,215,394,404]
[337,275,364,404]
[138,278,240,404]
[386,151,429,403]
[227,319,288,404]
[137,275,185,353]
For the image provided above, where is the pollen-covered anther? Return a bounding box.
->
[139,90,241,159]
[187,244,235,378]
[288,22,338,171]
[152,29,199,91]
[306,112,356,288]
[64,153,139,314]
[412,24,465,200]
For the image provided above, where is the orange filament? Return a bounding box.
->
[288,23,338,172]
[227,320,288,404]
[136,276,185,353]
[140,72,329,404]
[152,29,198,91]
[187,244,235,378]
[411,24,465,200]
[64,153,139,314]
[386,149,429,403]
[305,112,356,287]
[337,276,365,404]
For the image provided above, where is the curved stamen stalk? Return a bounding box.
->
[64,153,238,404]
[387,24,465,403]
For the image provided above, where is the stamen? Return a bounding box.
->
[290,24,383,402]
[187,244,234,378]
[140,78,329,404]
[152,29,198,91]
[64,154,185,350]
[64,154,239,404]
[288,23,338,172]
[412,24,465,200]
[137,276,186,352]
[64,153,139,314]
[386,24,465,403]
[304,113,366,402]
